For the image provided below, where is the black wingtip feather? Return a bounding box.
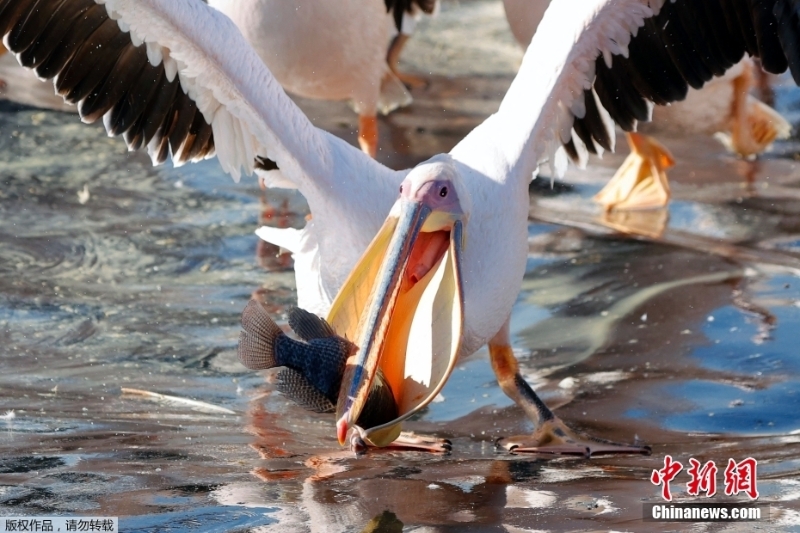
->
[753,0,789,74]
[7,0,63,54]
[38,2,106,81]
[63,23,132,103]
[0,0,34,37]
[84,45,149,128]
[580,89,613,153]
[774,0,800,83]
[563,0,800,162]
[384,0,436,31]
[3,0,217,171]
[19,0,93,69]
[255,156,280,172]
[562,137,579,163]
[571,114,598,156]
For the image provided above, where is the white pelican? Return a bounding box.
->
[206,0,435,158]
[4,0,800,456]
[503,0,792,212]
[0,46,74,111]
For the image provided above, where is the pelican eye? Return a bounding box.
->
[439,186,448,198]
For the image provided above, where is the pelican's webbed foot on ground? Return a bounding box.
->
[391,431,452,453]
[391,67,429,90]
[717,60,790,158]
[497,417,650,457]
[350,427,451,455]
[489,319,650,458]
[593,132,674,211]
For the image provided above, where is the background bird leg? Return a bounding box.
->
[0,43,6,90]
[358,114,379,157]
[489,318,650,457]
[386,33,428,89]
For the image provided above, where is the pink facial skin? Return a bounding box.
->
[397,176,462,289]
[400,178,463,218]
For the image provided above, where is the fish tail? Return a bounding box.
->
[238,299,284,370]
[287,307,336,341]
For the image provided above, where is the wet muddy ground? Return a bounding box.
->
[2,1,800,532]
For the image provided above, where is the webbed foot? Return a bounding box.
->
[594,132,674,211]
[350,427,451,455]
[393,70,429,90]
[719,60,790,158]
[489,319,651,459]
[497,417,650,457]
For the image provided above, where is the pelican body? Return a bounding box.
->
[208,0,397,115]
[4,0,800,455]
[207,0,413,157]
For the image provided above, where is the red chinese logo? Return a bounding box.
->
[651,455,683,501]
[686,458,718,497]
[724,457,759,500]
[651,456,759,501]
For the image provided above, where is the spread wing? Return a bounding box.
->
[455,0,800,182]
[0,0,399,213]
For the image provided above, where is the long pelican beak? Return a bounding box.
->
[327,198,464,448]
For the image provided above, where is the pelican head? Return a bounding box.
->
[326,154,469,449]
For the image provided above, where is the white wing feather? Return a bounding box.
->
[89,0,403,313]
[453,0,667,184]
[96,0,396,202]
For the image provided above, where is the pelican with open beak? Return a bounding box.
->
[326,156,467,451]
[15,0,798,459]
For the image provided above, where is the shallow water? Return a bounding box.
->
[2,1,800,532]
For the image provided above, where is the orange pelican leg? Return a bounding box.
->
[723,61,790,159]
[358,114,379,158]
[0,43,6,90]
[490,318,650,457]
[386,33,428,90]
